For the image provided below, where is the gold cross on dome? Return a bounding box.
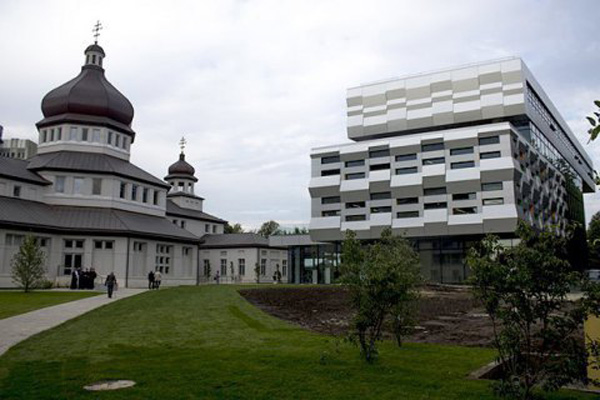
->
[93,20,103,44]
[179,137,187,153]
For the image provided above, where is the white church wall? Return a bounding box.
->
[198,247,287,284]
[0,177,45,202]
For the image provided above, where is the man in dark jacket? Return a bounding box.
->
[105,272,117,298]
[148,271,155,290]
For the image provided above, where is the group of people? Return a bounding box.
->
[69,268,98,290]
[147,270,162,289]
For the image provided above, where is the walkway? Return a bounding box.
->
[0,288,146,356]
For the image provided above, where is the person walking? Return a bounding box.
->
[89,268,97,290]
[154,270,162,289]
[147,270,155,290]
[105,272,118,298]
[70,268,79,290]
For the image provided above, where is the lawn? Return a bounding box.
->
[0,286,594,399]
[0,291,101,320]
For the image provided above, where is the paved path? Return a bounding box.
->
[0,288,146,356]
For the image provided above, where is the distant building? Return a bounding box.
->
[0,138,38,160]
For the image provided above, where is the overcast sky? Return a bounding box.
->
[1,0,600,229]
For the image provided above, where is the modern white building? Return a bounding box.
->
[309,58,594,283]
[0,138,38,160]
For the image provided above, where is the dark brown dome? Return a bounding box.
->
[37,43,135,138]
[167,153,196,177]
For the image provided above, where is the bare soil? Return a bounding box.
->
[239,285,497,347]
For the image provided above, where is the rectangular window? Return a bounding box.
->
[181,220,186,229]
[451,161,475,169]
[321,155,340,164]
[321,196,340,204]
[92,178,102,195]
[346,201,365,209]
[450,147,473,156]
[483,198,504,206]
[397,197,419,205]
[153,190,159,205]
[142,188,149,203]
[94,240,103,249]
[92,129,101,142]
[13,185,21,197]
[396,166,418,175]
[479,136,500,145]
[212,225,217,233]
[453,207,477,215]
[369,163,390,171]
[238,259,246,276]
[260,259,266,275]
[422,142,444,152]
[370,192,391,200]
[81,128,88,141]
[282,260,287,276]
[115,135,121,148]
[423,157,445,165]
[395,153,417,162]
[424,202,447,210]
[56,127,62,140]
[69,127,78,141]
[345,159,365,168]
[482,182,503,191]
[371,206,391,214]
[122,136,128,149]
[424,187,446,196]
[108,131,113,145]
[119,182,127,199]
[345,172,365,180]
[73,178,84,195]
[369,149,390,158]
[205,224,210,233]
[321,169,340,177]
[480,151,501,159]
[41,130,47,143]
[55,176,65,193]
[396,211,419,218]
[203,259,210,276]
[322,210,340,217]
[131,184,138,201]
[452,192,476,201]
[156,244,172,274]
[345,215,366,222]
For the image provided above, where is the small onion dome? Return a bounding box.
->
[37,43,135,139]
[165,153,198,182]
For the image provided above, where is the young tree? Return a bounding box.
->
[204,260,211,281]
[229,261,235,283]
[11,235,46,292]
[225,223,245,234]
[254,262,260,284]
[257,220,280,237]
[467,222,600,399]
[340,228,421,363]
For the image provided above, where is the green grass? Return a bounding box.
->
[0,286,594,399]
[0,291,101,319]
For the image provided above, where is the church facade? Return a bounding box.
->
[0,41,287,288]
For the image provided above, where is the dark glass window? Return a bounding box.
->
[422,142,444,152]
[451,161,475,169]
[452,192,476,201]
[345,172,365,180]
[13,186,21,197]
[370,192,391,200]
[321,196,341,204]
[453,207,477,215]
[321,155,340,164]
[346,201,366,209]
[397,197,419,205]
[119,182,127,199]
[483,198,504,205]
[322,210,340,217]
[423,157,445,165]
[321,169,340,177]
[424,187,446,196]
[424,202,447,210]
[369,149,390,158]
[482,182,503,191]
[479,136,500,145]
[370,163,390,171]
[480,151,501,159]
[397,211,419,218]
[345,215,366,222]
[345,159,365,168]
[396,167,418,175]
[395,153,417,162]
[450,147,474,156]
[371,206,392,214]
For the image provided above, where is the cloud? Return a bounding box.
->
[1,0,599,227]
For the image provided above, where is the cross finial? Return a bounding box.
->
[179,136,187,154]
[93,20,103,44]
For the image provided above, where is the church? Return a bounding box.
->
[0,39,288,288]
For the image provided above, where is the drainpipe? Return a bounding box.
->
[125,237,131,288]
[196,243,200,285]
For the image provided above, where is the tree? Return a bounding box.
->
[340,228,421,363]
[466,222,600,399]
[225,223,245,234]
[204,260,211,281]
[257,220,280,237]
[588,212,600,269]
[254,262,260,284]
[585,100,600,185]
[11,235,46,292]
[229,261,235,282]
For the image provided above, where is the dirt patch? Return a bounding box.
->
[239,286,496,347]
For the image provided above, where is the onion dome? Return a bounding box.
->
[165,152,198,182]
[36,43,136,140]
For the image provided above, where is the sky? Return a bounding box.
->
[1,0,600,229]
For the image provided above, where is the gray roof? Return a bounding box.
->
[0,156,51,185]
[0,195,198,242]
[27,151,169,188]
[268,234,323,247]
[166,200,224,223]
[200,233,283,249]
